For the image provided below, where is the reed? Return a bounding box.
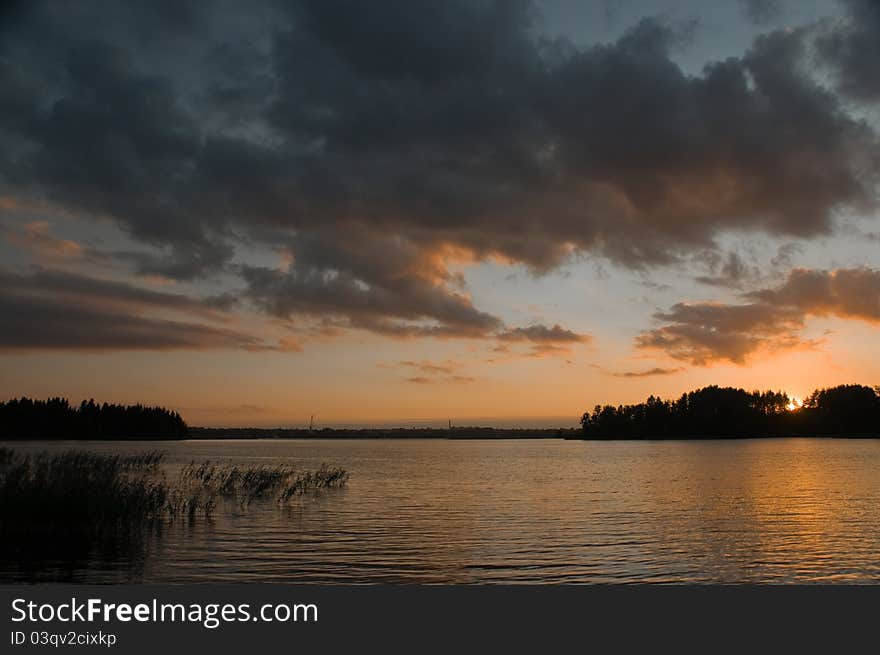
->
[0,448,348,534]
[0,450,169,530]
[180,461,349,505]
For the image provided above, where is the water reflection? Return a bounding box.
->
[2,438,880,583]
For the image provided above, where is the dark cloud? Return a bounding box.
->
[1,221,103,262]
[0,292,261,352]
[638,267,880,364]
[0,268,294,352]
[816,0,880,101]
[241,248,589,342]
[770,242,804,269]
[239,233,503,338]
[694,251,761,288]
[636,301,805,365]
[1,269,225,318]
[496,324,590,343]
[747,267,880,321]
[291,0,536,84]
[0,1,879,348]
[492,322,590,359]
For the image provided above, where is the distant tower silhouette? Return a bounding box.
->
[309,415,314,431]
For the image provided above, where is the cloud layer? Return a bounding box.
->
[638,268,880,364]
[0,268,293,352]
[0,1,879,355]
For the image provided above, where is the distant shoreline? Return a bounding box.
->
[4,428,880,441]
[192,427,880,440]
[0,426,577,440]
[187,427,576,440]
[4,385,879,441]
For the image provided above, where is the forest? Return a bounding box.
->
[0,397,188,439]
[580,384,880,438]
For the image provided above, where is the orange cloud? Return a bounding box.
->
[398,359,459,375]
[405,375,475,385]
[610,367,684,378]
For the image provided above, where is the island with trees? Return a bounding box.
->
[0,397,188,440]
[579,384,880,439]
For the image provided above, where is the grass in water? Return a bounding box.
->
[0,448,347,579]
[0,449,349,534]
[180,460,349,506]
[0,450,169,530]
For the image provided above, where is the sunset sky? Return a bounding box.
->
[1,0,879,427]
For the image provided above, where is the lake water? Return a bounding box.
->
[3,438,880,583]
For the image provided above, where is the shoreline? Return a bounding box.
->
[3,429,880,441]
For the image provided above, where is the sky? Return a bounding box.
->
[1,0,879,427]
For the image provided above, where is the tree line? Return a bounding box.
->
[0,397,188,440]
[581,384,880,439]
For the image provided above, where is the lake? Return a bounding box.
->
[3,438,880,583]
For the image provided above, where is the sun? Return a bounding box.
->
[787,397,801,411]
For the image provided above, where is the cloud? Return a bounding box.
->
[816,0,880,101]
[636,302,806,365]
[382,358,476,384]
[239,232,503,338]
[496,324,590,343]
[610,367,684,378]
[491,323,590,359]
[770,243,804,269]
[0,268,296,352]
[398,360,458,375]
[393,359,475,385]
[405,375,474,385]
[1,268,227,319]
[747,267,880,321]
[1,1,878,349]
[694,251,761,288]
[2,221,87,260]
[525,343,579,358]
[637,267,880,364]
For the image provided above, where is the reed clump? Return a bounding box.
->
[180,461,349,506]
[0,449,349,534]
[0,450,169,531]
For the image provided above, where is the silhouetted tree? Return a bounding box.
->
[0,397,188,440]
[581,384,880,439]
[799,385,880,435]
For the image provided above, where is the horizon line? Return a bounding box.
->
[193,415,583,430]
